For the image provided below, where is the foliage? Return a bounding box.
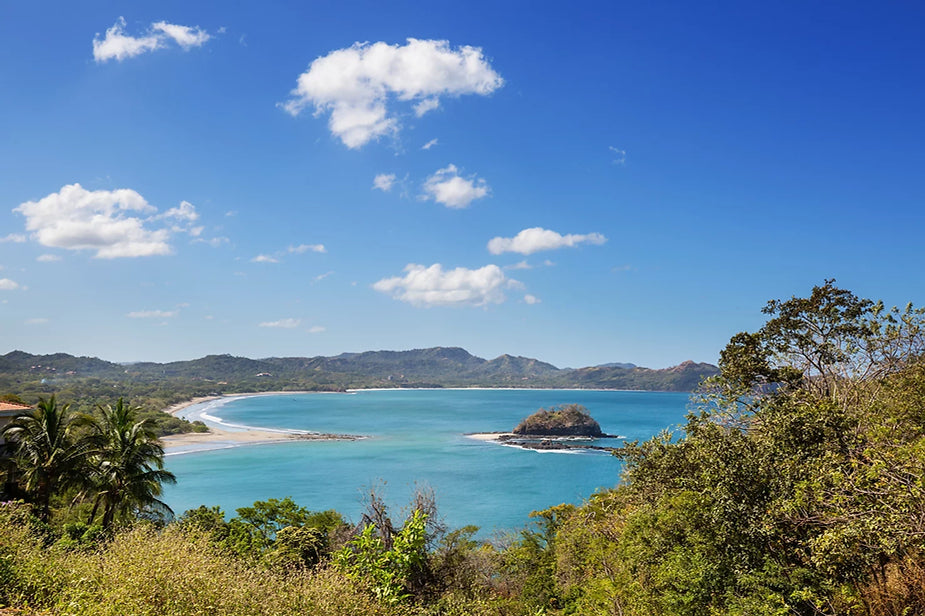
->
[335,509,430,604]
[0,396,93,521]
[178,498,348,569]
[84,398,177,528]
[512,404,603,436]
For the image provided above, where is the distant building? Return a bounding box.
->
[0,401,32,453]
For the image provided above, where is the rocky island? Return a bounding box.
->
[470,404,620,452]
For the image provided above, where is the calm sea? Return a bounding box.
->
[164,389,692,533]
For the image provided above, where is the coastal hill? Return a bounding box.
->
[0,348,719,408]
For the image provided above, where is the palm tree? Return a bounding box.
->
[0,396,92,521]
[86,398,176,528]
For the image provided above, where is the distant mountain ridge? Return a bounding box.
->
[0,348,719,393]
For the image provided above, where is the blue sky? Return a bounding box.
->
[1,1,924,368]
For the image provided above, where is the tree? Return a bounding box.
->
[0,396,92,521]
[86,398,176,528]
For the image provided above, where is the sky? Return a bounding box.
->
[1,1,924,369]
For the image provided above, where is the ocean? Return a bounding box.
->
[164,389,692,533]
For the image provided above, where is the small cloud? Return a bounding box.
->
[251,254,279,263]
[204,315,214,320]
[421,138,439,150]
[414,97,440,117]
[524,294,541,305]
[25,318,49,325]
[314,271,334,282]
[36,254,61,262]
[422,164,490,209]
[373,173,397,192]
[93,17,211,63]
[127,309,178,318]
[505,260,532,270]
[373,263,514,307]
[196,236,230,248]
[612,264,635,272]
[544,259,555,267]
[0,234,26,244]
[487,227,607,255]
[225,210,237,217]
[281,39,503,149]
[289,243,326,254]
[259,318,301,328]
[308,325,326,334]
[0,279,20,291]
[609,146,626,165]
[13,184,202,258]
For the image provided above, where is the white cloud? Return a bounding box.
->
[422,164,490,208]
[162,200,199,222]
[93,17,210,63]
[25,318,49,325]
[289,243,326,254]
[36,254,61,262]
[505,260,533,270]
[196,236,230,248]
[308,325,326,334]
[373,263,513,307]
[373,173,397,192]
[13,184,200,258]
[314,271,333,282]
[609,146,627,165]
[414,98,440,117]
[0,234,26,243]
[282,38,503,148]
[151,22,211,49]
[487,227,607,255]
[421,138,439,150]
[259,318,301,328]
[127,310,178,318]
[251,254,279,263]
[524,294,541,305]
[0,279,20,291]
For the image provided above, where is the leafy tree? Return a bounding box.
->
[85,398,176,528]
[0,395,92,521]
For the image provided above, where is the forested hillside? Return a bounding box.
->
[3,282,925,615]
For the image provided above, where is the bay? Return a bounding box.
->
[163,389,692,533]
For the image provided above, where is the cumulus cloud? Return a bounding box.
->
[0,234,26,243]
[289,243,326,254]
[251,254,279,263]
[422,164,490,208]
[36,254,61,262]
[524,294,541,305]
[308,325,326,334]
[127,310,178,318]
[93,17,210,62]
[421,138,438,150]
[13,184,204,258]
[282,38,503,148]
[373,263,514,307]
[0,279,20,291]
[372,173,397,192]
[487,227,607,255]
[259,318,301,328]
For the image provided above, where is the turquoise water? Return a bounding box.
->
[164,389,691,533]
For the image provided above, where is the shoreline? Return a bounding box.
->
[161,392,360,454]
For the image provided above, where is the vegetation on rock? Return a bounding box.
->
[512,404,604,436]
